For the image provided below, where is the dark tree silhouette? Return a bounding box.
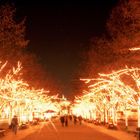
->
[81,0,140,79]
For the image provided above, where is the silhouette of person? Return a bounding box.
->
[64,115,68,127]
[60,115,65,127]
[11,115,18,134]
[73,115,77,125]
[78,116,82,125]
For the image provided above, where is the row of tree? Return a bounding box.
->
[72,0,140,126]
[73,67,140,128]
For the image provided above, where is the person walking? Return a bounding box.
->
[64,115,68,127]
[60,115,65,127]
[11,115,18,134]
[73,115,77,125]
[78,116,82,125]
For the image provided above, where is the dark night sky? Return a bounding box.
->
[1,0,118,97]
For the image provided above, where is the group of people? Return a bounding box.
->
[74,115,82,125]
[60,115,82,127]
[60,115,68,127]
[10,114,82,134]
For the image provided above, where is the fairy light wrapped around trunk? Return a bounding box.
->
[75,67,140,128]
[0,61,59,124]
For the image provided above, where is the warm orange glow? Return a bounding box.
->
[74,67,140,127]
[0,61,60,124]
[129,47,140,51]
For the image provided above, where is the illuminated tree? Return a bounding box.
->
[0,4,56,91]
[0,4,60,123]
[77,67,140,129]
[0,61,60,123]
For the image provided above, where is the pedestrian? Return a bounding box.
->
[78,116,82,125]
[60,115,65,127]
[69,115,72,121]
[11,115,18,134]
[64,115,68,127]
[73,115,77,125]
